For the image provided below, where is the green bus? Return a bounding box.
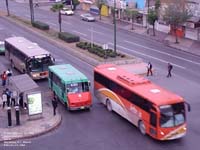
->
[48,64,92,111]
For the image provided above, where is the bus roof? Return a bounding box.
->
[49,64,89,84]
[5,37,50,58]
[94,64,184,106]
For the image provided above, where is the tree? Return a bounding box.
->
[125,9,138,30]
[163,2,192,43]
[147,9,158,36]
[96,0,106,20]
[72,0,80,10]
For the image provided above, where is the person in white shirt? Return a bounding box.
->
[6,69,12,85]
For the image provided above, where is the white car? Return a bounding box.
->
[60,8,74,15]
[80,13,95,22]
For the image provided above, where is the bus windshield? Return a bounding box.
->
[160,103,185,128]
[28,56,54,72]
[66,82,89,94]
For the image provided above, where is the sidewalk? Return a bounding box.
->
[95,15,200,57]
[0,65,61,142]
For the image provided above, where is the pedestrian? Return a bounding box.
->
[1,71,7,86]
[52,95,58,116]
[147,62,153,76]
[5,88,11,107]
[2,91,7,109]
[11,91,17,107]
[34,0,39,7]
[6,69,12,85]
[167,63,173,77]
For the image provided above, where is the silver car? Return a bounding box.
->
[80,13,95,22]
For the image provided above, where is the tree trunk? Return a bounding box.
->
[131,19,134,30]
[153,24,155,36]
[174,28,179,43]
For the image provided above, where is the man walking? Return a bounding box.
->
[147,62,153,76]
[52,96,58,116]
[167,63,173,77]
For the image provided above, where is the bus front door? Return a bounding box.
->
[149,110,157,139]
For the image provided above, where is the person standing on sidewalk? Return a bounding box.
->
[167,63,173,77]
[147,62,153,76]
[1,71,7,86]
[2,90,7,109]
[6,68,12,85]
[52,95,58,116]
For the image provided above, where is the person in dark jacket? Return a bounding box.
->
[167,63,173,77]
[147,62,153,76]
[52,96,58,116]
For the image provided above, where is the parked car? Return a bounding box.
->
[0,41,5,55]
[60,8,74,15]
[80,13,95,22]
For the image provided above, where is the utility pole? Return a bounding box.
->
[147,0,150,34]
[114,0,117,55]
[5,0,10,16]
[58,11,62,32]
[29,0,34,24]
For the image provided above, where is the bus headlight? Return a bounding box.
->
[160,131,164,135]
[32,74,39,78]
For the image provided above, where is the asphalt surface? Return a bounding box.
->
[0,1,200,150]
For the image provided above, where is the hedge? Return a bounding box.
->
[32,21,49,30]
[58,32,80,43]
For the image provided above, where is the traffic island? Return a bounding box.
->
[0,12,142,66]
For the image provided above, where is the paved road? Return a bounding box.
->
[0,3,200,150]
[1,1,200,84]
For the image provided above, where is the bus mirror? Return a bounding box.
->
[185,102,191,112]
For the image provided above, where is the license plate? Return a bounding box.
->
[80,106,85,109]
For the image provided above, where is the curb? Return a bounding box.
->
[0,114,62,142]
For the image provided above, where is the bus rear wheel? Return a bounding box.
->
[138,121,146,135]
[106,100,112,112]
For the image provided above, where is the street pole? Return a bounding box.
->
[5,0,10,16]
[29,0,34,24]
[58,11,62,32]
[147,0,150,34]
[91,26,93,48]
[114,0,117,55]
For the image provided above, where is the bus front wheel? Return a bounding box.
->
[106,100,112,112]
[138,121,146,135]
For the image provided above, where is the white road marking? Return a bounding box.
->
[73,30,87,37]
[124,40,200,66]
[48,22,57,27]
[88,29,104,35]
[63,21,71,25]
[109,42,186,69]
[25,15,30,18]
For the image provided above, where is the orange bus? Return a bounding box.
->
[94,64,190,140]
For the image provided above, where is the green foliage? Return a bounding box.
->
[163,2,192,42]
[32,21,49,30]
[125,9,139,30]
[51,3,64,12]
[76,42,125,59]
[147,9,158,25]
[163,4,192,27]
[58,32,80,43]
[155,0,161,11]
